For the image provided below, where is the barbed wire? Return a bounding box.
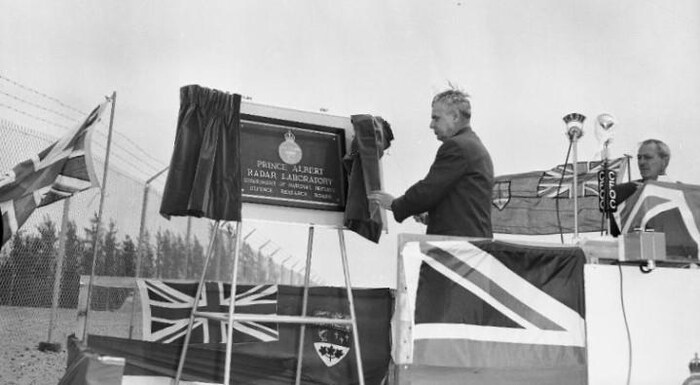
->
[0,74,169,171]
[0,98,168,175]
[111,130,169,168]
[0,77,304,280]
[91,141,163,180]
[0,101,70,130]
[0,73,86,116]
[91,134,165,176]
[0,117,58,143]
[0,90,79,122]
[0,102,165,178]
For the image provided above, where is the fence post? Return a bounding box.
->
[129,166,168,339]
[41,197,71,351]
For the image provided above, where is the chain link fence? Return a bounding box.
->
[0,118,310,353]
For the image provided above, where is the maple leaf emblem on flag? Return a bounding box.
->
[311,309,351,367]
[137,279,279,344]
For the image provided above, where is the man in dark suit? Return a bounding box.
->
[611,138,672,236]
[368,88,494,237]
[611,139,698,258]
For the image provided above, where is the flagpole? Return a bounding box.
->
[82,91,117,343]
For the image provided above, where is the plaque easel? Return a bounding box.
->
[173,221,366,385]
[173,101,368,385]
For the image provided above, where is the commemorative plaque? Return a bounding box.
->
[240,114,347,211]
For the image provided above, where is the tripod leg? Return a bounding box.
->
[338,228,366,385]
[294,225,315,385]
[175,220,221,384]
[223,221,243,385]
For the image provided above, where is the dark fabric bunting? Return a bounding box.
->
[491,157,627,235]
[86,285,393,385]
[343,115,394,243]
[160,84,242,221]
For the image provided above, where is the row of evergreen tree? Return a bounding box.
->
[0,215,278,310]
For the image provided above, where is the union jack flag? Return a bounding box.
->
[396,238,587,384]
[537,157,626,198]
[137,279,279,344]
[1,101,107,247]
[616,181,700,259]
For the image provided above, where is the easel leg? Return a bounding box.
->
[338,228,366,385]
[223,221,243,385]
[294,225,315,385]
[175,220,221,385]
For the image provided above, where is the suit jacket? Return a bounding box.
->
[391,128,494,237]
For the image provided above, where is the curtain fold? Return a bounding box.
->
[160,84,242,221]
[343,115,393,243]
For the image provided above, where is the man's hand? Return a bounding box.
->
[412,213,428,224]
[368,190,395,210]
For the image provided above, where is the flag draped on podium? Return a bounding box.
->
[491,157,627,235]
[397,239,587,385]
[1,101,107,247]
[617,181,700,259]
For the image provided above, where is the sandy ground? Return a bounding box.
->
[0,306,138,385]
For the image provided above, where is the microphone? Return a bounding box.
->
[598,167,618,213]
[596,113,616,130]
[595,113,616,148]
[563,113,586,141]
[595,113,618,213]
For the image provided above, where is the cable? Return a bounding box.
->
[617,263,633,385]
[600,211,606,236]
[555,140,574,244]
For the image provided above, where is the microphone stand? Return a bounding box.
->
[571,132,580,241]
[563,112,586,243]
[567,127,583,242]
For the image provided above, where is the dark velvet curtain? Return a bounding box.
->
[160,85,242,221]
[343,115,394,243]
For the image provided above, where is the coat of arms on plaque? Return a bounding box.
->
[278,130,303,165]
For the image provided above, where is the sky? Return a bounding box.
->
[1,0,699,287]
